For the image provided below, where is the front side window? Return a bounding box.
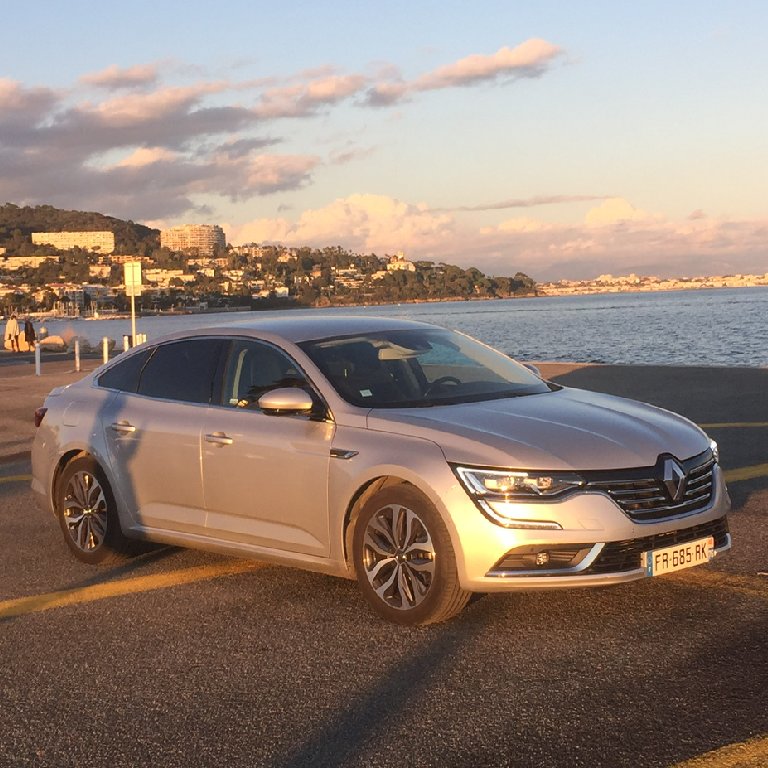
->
[299,328,551,408]
[219,339,308,408]
[137,339,224,404]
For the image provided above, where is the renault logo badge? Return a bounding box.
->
[662,458,686,501]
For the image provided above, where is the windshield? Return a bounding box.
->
[298,327,552,408]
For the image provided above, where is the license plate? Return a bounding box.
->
[642,536,715,577]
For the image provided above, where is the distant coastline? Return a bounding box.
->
[11,278,768,322]
[539,271,768,297]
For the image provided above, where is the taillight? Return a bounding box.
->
[34,407,47,428]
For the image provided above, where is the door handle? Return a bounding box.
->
[110,421,136,434]
[205,432,233,446]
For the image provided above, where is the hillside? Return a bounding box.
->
[0,203,159,254]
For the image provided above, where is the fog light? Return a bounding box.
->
[535,551,550,567]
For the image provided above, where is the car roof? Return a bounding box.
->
[156,315,441,345]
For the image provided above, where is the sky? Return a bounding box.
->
[1,1,766,281]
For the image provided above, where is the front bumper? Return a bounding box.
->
[443,464,732,592]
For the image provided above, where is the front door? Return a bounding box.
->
[201,339,334,556]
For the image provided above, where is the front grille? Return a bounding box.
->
[582,448,716,523]
[586,516,730,575]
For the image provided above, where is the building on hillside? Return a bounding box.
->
[1,255,58,271]
[89,264,112,279]
[160,224,226,257]
[109,254,152,264]
[386,251,416,272]
[31,231,115,253]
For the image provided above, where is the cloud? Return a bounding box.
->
[476,204,768,279]
[437,194,609,213]
[0,41,565,223]
[361,81,409,107]
[584,197,659,227]
[414,39,563,91]
[230,194,454,254]
[80,64,159,90]
[363,38,563,106]
[114,147,180,167]
[0,79,60,134]
[254,74,367,118]
[229,193,768,282]
[328,144,375,165]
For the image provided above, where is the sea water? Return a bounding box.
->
[36,287,768,368]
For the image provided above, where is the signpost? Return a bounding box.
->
[124,261,142,347]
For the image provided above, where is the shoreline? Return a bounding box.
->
[6,282,768,324]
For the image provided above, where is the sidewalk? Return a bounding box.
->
[0,355,101,461]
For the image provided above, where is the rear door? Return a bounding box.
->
[101,338,225,534]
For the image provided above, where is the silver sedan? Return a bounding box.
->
[31,316,731,624]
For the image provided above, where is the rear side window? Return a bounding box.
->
[98,347,153,393]
[137,339,224,404]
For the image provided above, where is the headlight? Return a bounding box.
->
[709,439,719,463]
[455,467,585,499]
[454,466,585,529]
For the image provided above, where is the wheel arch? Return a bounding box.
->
[342,475,416,572]
[52,449,90,507]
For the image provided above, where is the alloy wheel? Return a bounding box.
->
[361,503,436,610]
[62,470,108,553]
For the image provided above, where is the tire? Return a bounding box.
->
[352,485,471,625]
[56,456,134,565]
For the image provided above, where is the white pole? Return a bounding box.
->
[74,339,80,372]
[130,293,137,348]
[35,344,41,376]
[102,336,109,364]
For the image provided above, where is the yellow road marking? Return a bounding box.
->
[701,422,768,428]
[669,734,768,768]
[723,463,768,483]
[0,473,32,485]
[0,560,259,619]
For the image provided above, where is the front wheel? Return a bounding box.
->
[352,485,471,625]
[56,456,134,565]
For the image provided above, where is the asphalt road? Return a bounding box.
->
[1,361,766,768]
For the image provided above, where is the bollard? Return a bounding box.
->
[123,335,130,352]
[35,344,41,376]
[74,339,81,372]
[102,337,109,364]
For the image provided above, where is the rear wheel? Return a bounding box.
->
[353,485,471,625]
[56,456,133,565]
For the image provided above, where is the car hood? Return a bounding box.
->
[365,387,709,470]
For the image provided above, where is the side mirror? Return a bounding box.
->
[258,387,315,415]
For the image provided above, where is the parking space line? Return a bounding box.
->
[701,422,768,428]
[723,463,768,483]
[669,733,768,767]
[0,473,32,485]
[0,560,260,619]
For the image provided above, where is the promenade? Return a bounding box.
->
[1,351,766,768]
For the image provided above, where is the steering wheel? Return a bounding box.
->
[424,376,461,397]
